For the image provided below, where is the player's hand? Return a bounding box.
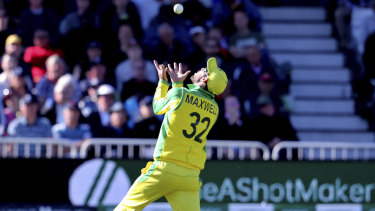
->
[167,62,191,83]
[153,60,168,81]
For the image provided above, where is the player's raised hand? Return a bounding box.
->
[167,62,191,83]
[153,60,168,81]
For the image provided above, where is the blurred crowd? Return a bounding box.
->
[332,0,375,131]
[0,0,299,152]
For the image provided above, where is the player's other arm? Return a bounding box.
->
[153,83,183,115]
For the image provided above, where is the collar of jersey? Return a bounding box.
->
[187,84,215,99]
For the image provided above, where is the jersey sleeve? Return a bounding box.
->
[153,80,184,115]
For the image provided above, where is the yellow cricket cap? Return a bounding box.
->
[206,57,228,95]
[6,34,22,45]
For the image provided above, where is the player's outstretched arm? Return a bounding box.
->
[167,62,191,83]
[153,60,168,81]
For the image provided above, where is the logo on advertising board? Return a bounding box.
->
[68,159,131,207]
[66,160,375,210]
[200,177,375,204]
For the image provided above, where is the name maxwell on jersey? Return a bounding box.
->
[185,94,217,115]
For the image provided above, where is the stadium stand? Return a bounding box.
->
[0,0,374,159]
[2,1,375,210]
[262,6,375,143]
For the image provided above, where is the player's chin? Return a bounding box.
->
[190,74,195,82]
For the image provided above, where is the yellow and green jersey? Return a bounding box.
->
[152,79,219,170]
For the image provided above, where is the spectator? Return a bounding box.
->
[5,34,32,79]
[60,0,97,67]
[341,1,375,98]
[2,89,18,136]
[5,93,52,156]
[79,61,110,97]
[8,67,32,100]
[132,0,162,31]
[79,78,100,118]
[251,95,298,150]
[79,84,116,137]
[207,26,230,60]
[146,22,190,64]
[214,95,252,140]
[349,0,375,56]
[35,54,69,106]
[115,41,157,91]
[18,0,60,47]
[185,37,233,89]
[180,0,211,27]
[228,10,266,59]
[96,0,143,46]
[211,0,262,35]
[356,30,375,127]
[334,1,372,104]
[110,23,137,70]
[203,37,226,63]
[42,74,79,125]
[23,29,64,83]
[0,57,32,98]
[334,0,353,49]
[7,93,52,137]
[0,53,18,91]
[3,68,33,133]
[0,8,15,56]
[5,34,23,59]
[85,40,103,65]
[96,84,116,127]
[72,40,104,80]
[80,107,102,139]
[231,45,277,117]
[194,37,233,76]
[142,4,190,51]
[120,59,157,102]
[52,101,92,141]
[59,0,94,36]
[133,95,161,138]
[101,101,132,138]
[257,72,287,115]
[187,26,207,70]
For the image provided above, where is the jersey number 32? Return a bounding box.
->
[182,112,211,143]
